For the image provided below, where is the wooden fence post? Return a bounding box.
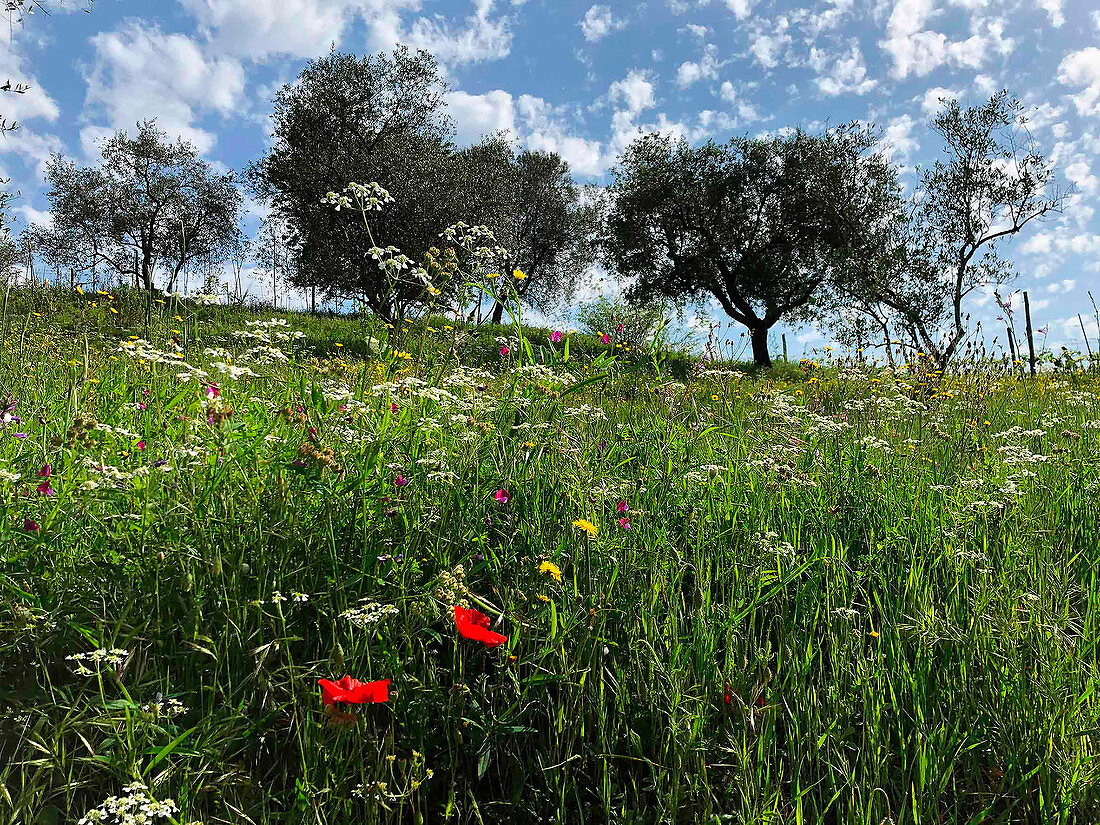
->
[1023,291,1036,376]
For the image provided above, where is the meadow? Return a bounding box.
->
[1,284,1099,824]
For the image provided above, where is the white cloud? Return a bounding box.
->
[1065,159,1099,196]
[446,89,516,145]
[516,95,606,176]
[919,86,959,115]
[723,0,756,20]
[882,113,919,168]
[1058,48,1100,117]
[178,0,370,59]
[748,16,791,69]
[80,20,247,157]
[580,5,626,42]
[681,23,709,38]
[608,70,656,116]
[1045,278,1076,293]
[878,0,1010,78]
[811,43,877,96]
[404,0,512,65]
[973,74,997,95]
[677,43,722,87]
[1037,0,1064,28]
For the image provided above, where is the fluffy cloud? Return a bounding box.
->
[446,89,516,145]
[882,113,920,168]
[1037,0,1064,28]
[80,20,246,156]
[878,0,1012,79]
[608,70,656,116]
[1058,48,1100,117]
[810,43,877,96]
[580,5,626,42]
[676,44,723,87]
[919,86,960,115]
[403,0,512,65]
[748,16,791,70]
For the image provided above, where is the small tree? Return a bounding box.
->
[602,124,900,367]
[43,121,241,292]
[457,135,598,323]
[840,91,1068,369]
[248,46,460,321]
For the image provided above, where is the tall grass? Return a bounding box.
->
[1,285,1099,824]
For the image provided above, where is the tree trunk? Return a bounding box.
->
[490,298,505,325]
[750,325,772,368]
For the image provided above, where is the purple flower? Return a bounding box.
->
[36,480,55,497]
[394,474,409,488]
[550,330,563,344]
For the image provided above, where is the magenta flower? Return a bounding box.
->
[390,402,399,413]
[500,345,509,357]
[36,480,55,496]
[205,383,220,399]
[550,330,563,344]
[601,333,610,345]
[616,500,629,513]
[23,517,39,532]
[137,403,146,411]
[394,474,409,488]
[616,324,625,334]
[618,517,631,531]
[494,489,510,504]
[37,464,51,478]
[137,441,145,451]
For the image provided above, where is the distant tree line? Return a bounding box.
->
[2,40,1069,371]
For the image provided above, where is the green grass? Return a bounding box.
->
[2,284,1099,824]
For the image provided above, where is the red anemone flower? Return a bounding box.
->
[454,605,507,648]
[317,676,390,705]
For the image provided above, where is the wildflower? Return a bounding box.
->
[37,464,51,478]
[137,441,145,451]
[454,605,507,648]
[536,593,550,602]
[618,517,631,531]
[318,675,390,704]
[550,330,563,343]
[601,333,610,345]
[487,272,500,279]
[500,345,509,357]
[539,560,562,582]
[616,323,625,334]
[572,518,598,537]
[394,474,409,488]
[205,383,220,399]
[869,630,881,640]
[493,488,510,504]
[616,500,629,513]
[390,402,399,413]
[334,342,343,348]
[724,683,732,705]
[23,517,40,532]
[36,480,54,496]
[513,269,527,280]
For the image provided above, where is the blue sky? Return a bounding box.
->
[0,0,1098,358]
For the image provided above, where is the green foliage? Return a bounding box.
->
[601,123,901,368]
[2,289,1100,825]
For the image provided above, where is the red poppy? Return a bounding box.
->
[317,676,390,705]
[724,682,732,705]
[454,605,507,648]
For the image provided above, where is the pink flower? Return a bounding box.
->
[550,330,563,344]
[390,402,399,413]
[137,403,146,411]
[205,383,220,399]
[37,464,51,478]
[137,441,145,451]
[23,517,39,532]
[616,324,625,334]
[394,474,409,488]
[618,517,631,531]
[601,333,610,345]
[500,345,509,357]
[616,500,629,513]
[493,489,510,504]
[36,480,55,497]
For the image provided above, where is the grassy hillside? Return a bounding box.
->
[2,286,1099,824]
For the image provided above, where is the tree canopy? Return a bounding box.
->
[37,120,240,292]
[835,91,1068,369]
[601,124,901,366]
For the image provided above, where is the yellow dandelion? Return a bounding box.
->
[512,269,526,280]
[572,518,598,537]
[334,342,343,347]
[538,561,562,582]
[536,593,550,602]
[486,272,500,279]
[711,394,720,401]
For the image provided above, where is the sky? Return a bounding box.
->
[0,0,1098,359]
